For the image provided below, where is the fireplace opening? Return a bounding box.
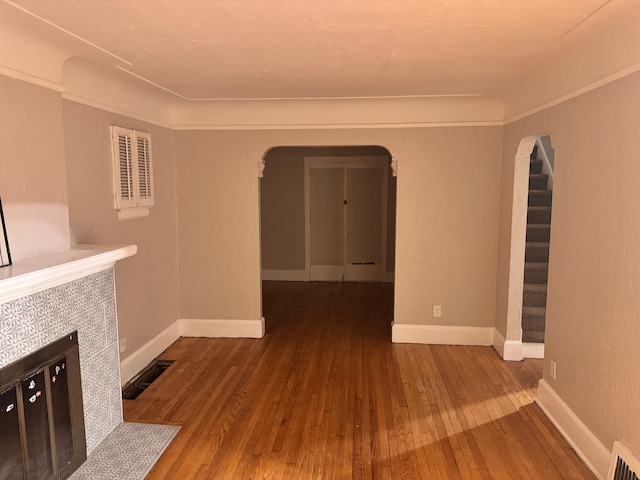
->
[0,332,86,480]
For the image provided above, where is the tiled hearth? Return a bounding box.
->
[0,246,136,457]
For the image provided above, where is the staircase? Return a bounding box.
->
[522,151,552,343]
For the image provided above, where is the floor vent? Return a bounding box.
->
[609,442,640,480]
[122,359,174,400]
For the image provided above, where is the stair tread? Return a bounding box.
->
[523,306,546,317]
[523,283,547,293]
[525,262,548,270]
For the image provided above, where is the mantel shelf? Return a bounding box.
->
[0,244,137,305]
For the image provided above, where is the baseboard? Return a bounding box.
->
[391,322,493,345]
[181,317,265,338]
[120,317,265,385]
[492,329,524,361]
[536,379,610,480]
[523,342,545,359]
[119,321,182,385]
[261,269,307,281]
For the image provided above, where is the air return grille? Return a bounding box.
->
[609,442,640,480]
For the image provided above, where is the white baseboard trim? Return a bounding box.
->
[181,317,265,338]
[391,322,493,345]
[492,329,524,361]
[119,321,182,386]
[536,379,610,480]
[262,269,307,281]
[523,342,545,359]
[120,317,265,385]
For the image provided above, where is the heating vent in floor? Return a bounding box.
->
[609,442,640,480]
[122,359,174,400]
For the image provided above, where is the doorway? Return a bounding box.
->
[259,146,396,283]
[306,155,388,282]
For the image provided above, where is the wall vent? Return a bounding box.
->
[609,442,640,480]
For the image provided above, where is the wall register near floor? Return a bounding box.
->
[110,126,154,220]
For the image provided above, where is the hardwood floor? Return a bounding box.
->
[124,281,595,479]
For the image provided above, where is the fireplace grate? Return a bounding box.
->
[122,359,174,400]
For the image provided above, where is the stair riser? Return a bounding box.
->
[524,267,548,284]
[523,315,545,331]
[528,191,552,207]
[525,246,549,262]
[523,331,545,343]
[530,159,543,174]
[529,176,548,190]
[527,226,550,243]
[527,207,551,224]
[523,292,547,307]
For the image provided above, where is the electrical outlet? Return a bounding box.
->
[432,305,442,318]
[119,337,127,354]
[549,359,557,380]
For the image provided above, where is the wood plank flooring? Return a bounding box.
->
[123,281,595,479]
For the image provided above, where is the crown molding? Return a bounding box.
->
[0,65,65,92]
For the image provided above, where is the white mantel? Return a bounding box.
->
[0,244,137,305]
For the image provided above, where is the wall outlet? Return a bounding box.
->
[119,337,127,354]
[549,359,557,380]
[432,305,442,318]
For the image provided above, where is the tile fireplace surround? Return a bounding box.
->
[0,245,137,455]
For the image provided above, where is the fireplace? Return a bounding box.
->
[0,245,137,477]
[0,331,86,479]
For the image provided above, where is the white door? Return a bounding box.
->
[305,156,388,282]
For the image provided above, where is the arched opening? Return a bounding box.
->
[258,145,397,334]
[503,134,555,360]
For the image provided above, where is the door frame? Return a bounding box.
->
[304,155,389,281]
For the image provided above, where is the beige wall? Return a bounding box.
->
[260,146,394,272]
[63,100,179,361]
[496,71,640,454]
[0,75,70,260]
[176,127,502,327]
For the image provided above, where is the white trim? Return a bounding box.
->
[173,121,504,131]
[181,317,265,339]
[536,379,610,480]
[261,269,307,281]
[0,65,65,92]
[391,322,493,345]
[492,328,524,361]
[523,342,545,359]
[0,245,137,305]
[62,92,173,129]
[117,207,150,220]
[120,317,266,385]
[119,320,182,385]
[505,136,538,351]
[505,61,640,124]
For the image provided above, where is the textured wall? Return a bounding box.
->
[0,75,70,260]
[175,127,502,327]
[0,269,121,454]
[63,100,180,363]
[497,71,640,455]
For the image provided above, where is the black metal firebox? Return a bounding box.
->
[0,332,86,480]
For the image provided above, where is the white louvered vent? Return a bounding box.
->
[110,126,154,219]
[609,442,640,480]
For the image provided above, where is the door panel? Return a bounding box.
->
[310,168,344,281]
[346,167,384,281]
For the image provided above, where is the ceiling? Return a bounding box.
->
[3,0,627,100]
